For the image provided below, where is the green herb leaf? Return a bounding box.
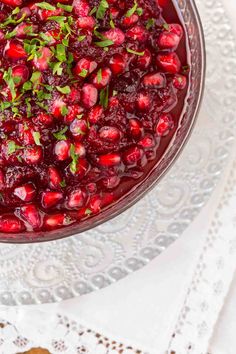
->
[53,126,68,140]
[97,68,102,83]
[55,43,66,62]
[48,15,67,24]
[136,7,143,15]
[3,68,16,100]
[57,3,73,12]
[52,61,63,75]
[99,86,109,108]
[96,0,109,19]
[89,6,97,15]
[36,2,56,10]
[126,47,145,56]
[163,23,169,31]
[23,81,33,91]
[5,29,17,39]
[94,39,114,47]
[56,85,71,94]
[79,68,88,78]
[125,1,138,17]
[61,105,68,116]
[146,18,155,30]
[33,131,41,146]
[60,179,66,187]
[6,140,23,155]
[69,144,79,173]
[109,18,115,29]
[78,35,86,42]
[85,208,92,215]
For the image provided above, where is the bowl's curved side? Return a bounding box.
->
[0,0,206,243]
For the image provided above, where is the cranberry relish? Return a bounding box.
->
[0,0,189,234]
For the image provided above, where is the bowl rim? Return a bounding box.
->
[0,0,206,244]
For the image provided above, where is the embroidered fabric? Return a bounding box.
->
[0,311,146,354]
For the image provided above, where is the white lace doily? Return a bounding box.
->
[0,0,236,306]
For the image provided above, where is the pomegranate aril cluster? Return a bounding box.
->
[0,0,189,234]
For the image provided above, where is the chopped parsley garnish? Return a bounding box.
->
[126,47,145,56]
[36,2,56,10]
[94,39,114,48]
[53,126,68,140]
[60,179,67,187]
[57,3,73,12]
[99,86,109,108]
[97,68,102,83]
[56,85,71,94]
[124,1,143,18]
[6,140,23,155]
[146,18,155,30]
[3,68,16,100]
[69,144,79,173]
[163,23,170,30]
[61,105,69,116]
[78,35,86,42]
[79,68,88,78]
[33,131,41,146]
[85,208,92,215]
[96,0,109,19]
[55,44,67,62]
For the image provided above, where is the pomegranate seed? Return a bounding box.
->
[74,142,86,157]
[98,153,121,167]
[67,188,85,208]
[169,23,183,38]
[155,113,174,136]
[23,146,43,164]
[109,54,126,75]
[19,204,41,229]
[68,88,81,103]
[137,49,152,69]
[48,166,62,189]
[69,158,88,178]
[156,53,181,74]
[14,182,36,202]
[103,175,120,189]
[129,118,143,138]
[33,113,53,126]
[88,105,103,124]
[81,84,98,108]
[136,92,150,111]
[88,194,102,213]
[122,14,139,27]
[0,31,4,42]
[18,123,35,145]
[99,126,121,142]
[73,0,90,16]
[86,182,97,194]
[101,192,114,206]
[70,118,87,139]
[41,191,63,208]
[51,99,66,118]
[54,140,70,161]
[64,105,84,124]
[123,146,143,165]
[104,28,125,45]
[173,74,187,90]
[126,25,148,42]
[92,68,112,89]
[33,47,52,71]
[4,40,27,60]
[143,73,166,88]
[110,7,119,18]
[138,134,155,148]
[0,0,22,7]
[12,65,29,86]
[44,213,74,228]
[19,7,32,18]
[157,31,180,50]
[76,16,95,29]
[0,215,25,233]
[39,7,63,21]
[74,58,98,77]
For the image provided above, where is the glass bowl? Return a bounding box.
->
[0,0,206,243]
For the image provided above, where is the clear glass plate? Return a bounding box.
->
[0,0,235,305]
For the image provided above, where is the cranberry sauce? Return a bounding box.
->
[0,0,189,234]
